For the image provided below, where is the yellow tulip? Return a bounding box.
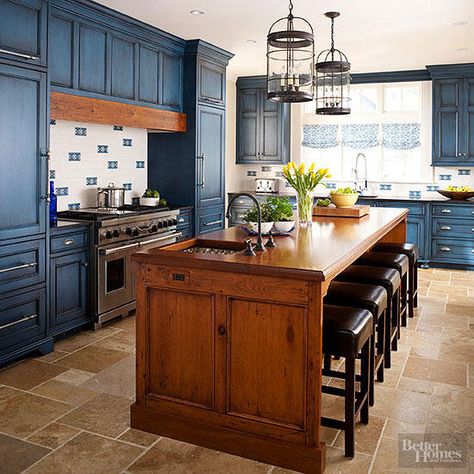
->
[308,163,315,173]
[326,173,333,179]
[298,163,305,173]
[317,168,324,175]
[289,161,296,170]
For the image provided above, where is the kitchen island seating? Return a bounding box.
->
[322,305,373,458]
[324,281,388,407]
[371,242,419,319]
[335,265,401,369]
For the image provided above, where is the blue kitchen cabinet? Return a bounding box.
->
[198,58,226,106]
[49,13,74,87]
[111,35,137,100]
[236,76,290,164]
[176,207,193,241]
[162,52,183,110]
[0,63,47,241]
[0,0,48,68]
[138,45,159,104]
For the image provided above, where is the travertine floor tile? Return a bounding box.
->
[31,380,97,407]
[118,428,160,447]
[52,368,95,386]
[25,431,143,474]
[96,330,136,353]
[0,360,67,390]
[54,327,118,353]
[27,422,81,449]
[403,356,467,386]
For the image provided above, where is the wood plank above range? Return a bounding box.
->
[50,92,187,132]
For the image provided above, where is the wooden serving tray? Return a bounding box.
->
[313,205,370,218]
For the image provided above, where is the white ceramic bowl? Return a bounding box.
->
[140,197,160,206]
[246,221,274,234]
[273,221,295,233]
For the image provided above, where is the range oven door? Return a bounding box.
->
[97,241,138,315]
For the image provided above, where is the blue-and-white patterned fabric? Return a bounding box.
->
[341,124,379,148]
[382,123,421,150]
[302,124,338,149]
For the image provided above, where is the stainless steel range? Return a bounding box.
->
[58,205,180,329]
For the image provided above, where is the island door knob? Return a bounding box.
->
[218,325,226,335]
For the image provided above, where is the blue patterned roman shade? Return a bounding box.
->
[341,124,379,148]
[382,123,421,150]
[302,124,338,149]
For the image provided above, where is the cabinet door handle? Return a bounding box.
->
[62,238,76,246]
[81,262,89,268]
[439,247,451,252]
[178,217,185,223]
[218,325,226,335]
[440,226,451,230]
[0,48,39,60]
[0,314,37,331]
[197,155,205,188]
[0,262,37,274]
[441,209,451,213]
[203,220,223,227]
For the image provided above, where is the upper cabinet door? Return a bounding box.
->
[463,78,474,164]
[49,14,74,88]
[236,87,260,163]
[0,0,47,67]
[138,45,160,104]
[162,52,182,110]
[111,35,136,100]
[197,105,225,208]
[0,64,47,240]
[260,94,281,162]
[198,59,225,106]
[432,79,462,166]
[78,24,108,95]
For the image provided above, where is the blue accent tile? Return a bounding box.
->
[123,183,132,191]
[74,127,87,136]
[325,182,337,189]
[107,161,118,169]
[68,152,81,161]
[136,161,145,169]
[275,171,284,177]
[131,197,140,205]
[49,170,56,179]
[458,169,471,176]
[409,190,422,199]
[261,166,272,172]
[123,138,132,147]
[247,170,257,177]
[97,145,108,153]
[56,187,69,196]
[86,177,97,186]
[379,184,392,191]
[439,174,452,181]
[113,125,123,131]
[426,185,439,192]
[68,203,81,210]
[50,119,56,125]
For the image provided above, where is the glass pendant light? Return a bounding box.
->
[315,12,351,114]
[266,0,315,103]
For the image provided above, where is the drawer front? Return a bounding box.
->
[177,210,192,227]
[431,238,474,263]
[380,200,426,216]
[177,226,193,242]
[0,239,45,294]
[198,206,225,234]
[0,287,46,355]
[431,204,474,219]
[230,207,249,227]
[51,230,87,254]
[198,59,225,106]
[432,218,474,239]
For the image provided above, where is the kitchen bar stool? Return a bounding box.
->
[355,252,409,330]
[371,242,419,319]
[322,304,373,458]
[335,265,401,369]
[324,281,387,406]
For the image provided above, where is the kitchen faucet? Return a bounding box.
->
[352,153,368,194]
[226,193,265,253]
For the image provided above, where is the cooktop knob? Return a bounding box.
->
[167,219,174,226]
[151,225,158,233]
[132,228,139,237]
[105,230,113,239]
[125,227,133,235]
[162,221,168,228]
[172,218,178,226]
[158,221,163,228]
[112,229,120,237]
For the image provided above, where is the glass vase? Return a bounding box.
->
[296,191,314,228]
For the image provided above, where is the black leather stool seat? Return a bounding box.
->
[336,265,401,297]
[355,252,409,275]
[372,242,419,263]
[323,304,373,358]
[325,281,387,320]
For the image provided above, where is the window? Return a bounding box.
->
[301,81,432,183]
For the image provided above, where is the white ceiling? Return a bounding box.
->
[99,0,474,79]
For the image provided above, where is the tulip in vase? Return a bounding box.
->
[282,162,331,228]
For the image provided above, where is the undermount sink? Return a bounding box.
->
[165,238,246,255]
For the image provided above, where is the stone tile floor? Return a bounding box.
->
[0,268,472,473]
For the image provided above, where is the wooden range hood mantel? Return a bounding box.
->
[50,92,187,132]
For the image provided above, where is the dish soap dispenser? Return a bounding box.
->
[49,180,57,226]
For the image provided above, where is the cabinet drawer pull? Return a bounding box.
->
[0,314,37,331]
[178,217,185,223]
[0,262,37,274]
[0,48,39,60]
[440,226,451,230]
[203,220,223,227]
[62,238,76,246]
[441,209,451,213]
[439,247,451,252]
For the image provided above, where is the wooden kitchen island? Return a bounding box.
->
[130,207,408,473]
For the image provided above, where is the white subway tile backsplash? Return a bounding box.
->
[50,120,148,211]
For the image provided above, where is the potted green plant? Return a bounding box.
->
[266,196,295,232]
[141,189,160,206]
[242,201,275,234]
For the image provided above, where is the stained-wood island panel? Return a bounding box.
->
[131,208,408,473]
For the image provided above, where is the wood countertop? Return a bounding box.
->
[132,207,408,282]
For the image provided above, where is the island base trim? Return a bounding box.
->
[131,403,326,474]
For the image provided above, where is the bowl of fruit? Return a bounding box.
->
[330,187,359,208]
[437,186,474,201]
[141,189,161,206]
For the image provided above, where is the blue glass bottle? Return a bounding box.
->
[49,180,58,226]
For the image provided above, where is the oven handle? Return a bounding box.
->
[139,232,182,247]
[99,242,140,255]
